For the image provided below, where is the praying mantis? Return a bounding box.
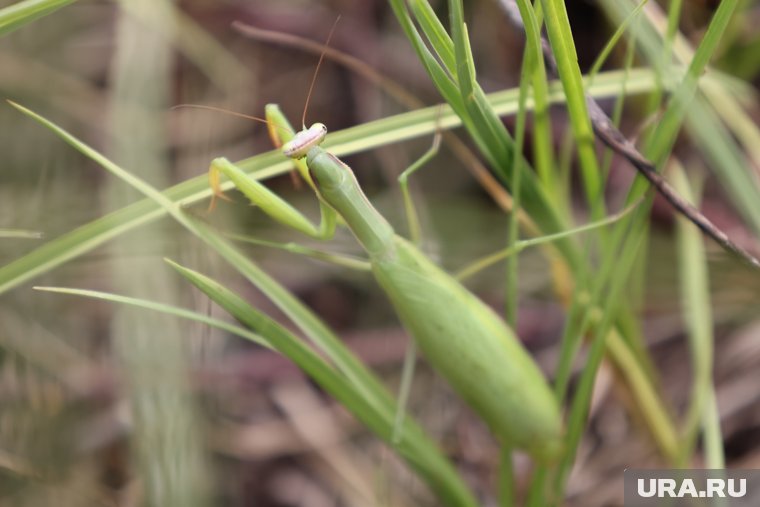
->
[206,98,566,460]
[196,17,646,463]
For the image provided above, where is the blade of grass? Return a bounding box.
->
[702,386,725,469]
[0,0,77,37]
[550,230,663,502]
[539,0,603,214]
[108,3,212,504]
[33,286,274,349]
[683,98,760,235]
[644,0,739,166]
[500,4,537,498]
[671,163,718,466]
[638,0,760,180]
[449,0,515,175]
[504,30,534,327]
[225,233,372,271]
[588,0,650,79]
[496,0,557,192]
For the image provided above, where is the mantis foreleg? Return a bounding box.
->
[207,105,337,240]
[209,157,337,239]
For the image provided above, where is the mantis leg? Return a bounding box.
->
[207,104,338,240]
[392,131,442,444]
[209,157,337,240]
[455,200,643,280]
[397,131,442,245]
[225,232,371,272]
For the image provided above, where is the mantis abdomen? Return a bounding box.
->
[375,236,564,460]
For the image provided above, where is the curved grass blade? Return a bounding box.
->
[671,165,720,466]
[33,286,274,350]
[0,0,77,37]
[538,0,603,209]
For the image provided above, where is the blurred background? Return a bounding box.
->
[1,0,759,506]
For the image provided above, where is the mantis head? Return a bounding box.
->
[282,123,328,159]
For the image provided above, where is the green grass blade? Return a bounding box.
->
[33,286,274,349]
[588,0,649,78]
[407,0,456,73]
[539,0,602,209]
[0,0,77,36]
[551,232,662,499]
[505,0,557,192]
[448,0,517,177]
[671,165,719,466]
[645,0,739,165]
[389,0,463,109]
[684,98,760,234]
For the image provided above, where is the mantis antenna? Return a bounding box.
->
[176,17,342,205]
[170,104,271,125]
[301,16,341,130]
[170,104,289,136]
[173,16,341,144]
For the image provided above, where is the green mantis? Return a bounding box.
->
[208,104,565,462]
